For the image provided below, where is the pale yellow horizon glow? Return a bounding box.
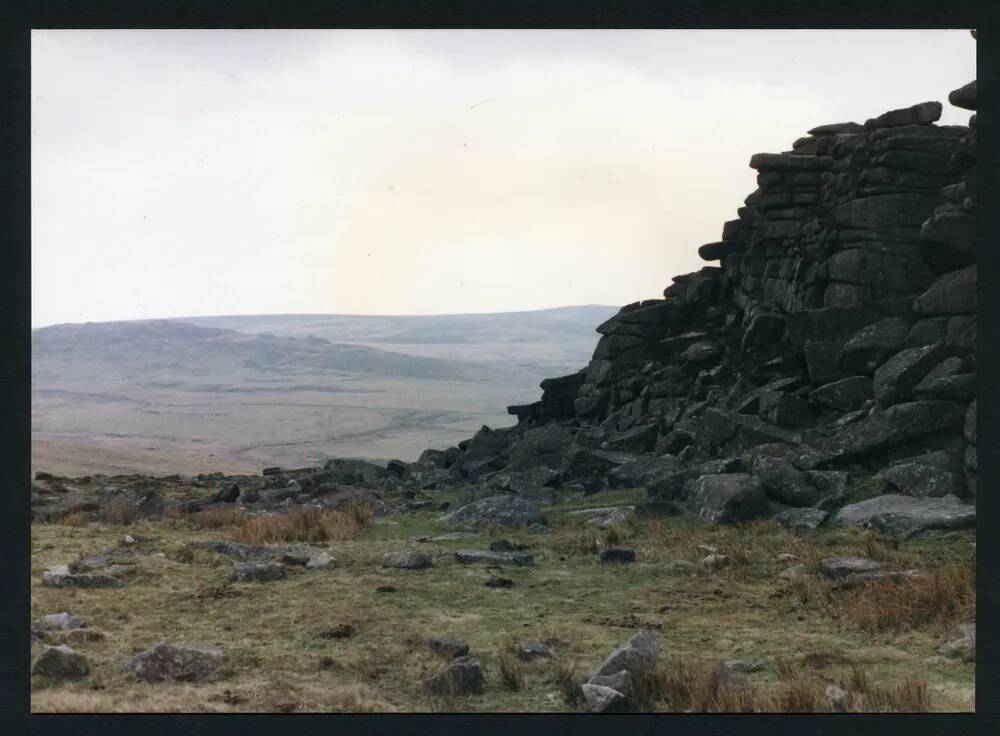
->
[31,29,976,327]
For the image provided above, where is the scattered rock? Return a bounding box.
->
[42,567,123,589]
[422,655,485,696]
[31,645,90,679]
[305,551,334,570]
[518,640,555,661]
[484,577,514,588]
[600,548,636,564]
[454,549,534,567]
[833,493,975,538]
[772,507,829,532]
[581,683,630,713]
[819,557,882,579]
[428,637,470,659]
[34,612,87,632]
[592,630,660,679]
[126,641,223,682]
[701,553,731,569]
[382,551,433,570]
[231,561,287,583]
[318,624,355,639]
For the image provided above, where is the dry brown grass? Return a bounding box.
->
[552,519,601,556]
[99,502,139,526]
[188,507,247,529]
[631,658,931,713]
[547,660,583,707]
[233,504,372,544]
[498,653,525,692]
[833,563,974,633]
[56,511,90,527]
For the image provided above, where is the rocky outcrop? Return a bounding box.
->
[393,80,976,534]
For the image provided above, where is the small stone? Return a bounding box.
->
[382,551,433,570]
[600,548,636,564]
[701,553,731,569]
[32,644,90,679]
[825,684,849,712]
[318,624,355,639]
[429,637,470,659]
[777,553,799,563]
[305,551,334,570]
[517,640,555,661]
[484,577,514,588]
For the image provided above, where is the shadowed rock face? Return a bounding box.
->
[396,87,976,532]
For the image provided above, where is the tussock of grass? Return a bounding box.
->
[56,511,90,527]
[188,507,247,529]
[99,502,139,526]
[498,652,524,691]
[833,563,974,633]
[233,504,372,544]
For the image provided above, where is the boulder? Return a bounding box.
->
[772,507,830,532]
[873,342,949,406]
[866,101,942,128]
[440,495,544,529]
[34,612,88,632]
[592,630,660,678]
[758,391,812,429]
[382,551,433,570]
[833,493,975,538]
[305,551,334,570]
[126,642,223,683]
[938,623,975,660]
[819,557,882,579]
[581,683,630,713]
[31,645,90,678]
[877,462,966,498]
[914,266,977,316]
[948,81,977,111]
[231,561,287,583]
[454,549,534,566]
[506,425,575,470]
[601,548,636,564]
[809,376,873,412]
[752,456,819,507]
[428,637,470,659]
[422,656,485,696]
[741,313,787,349]
[818,401,966,464]
[841,318,910,375]
[691,474,769,524]
[588,669,632,696]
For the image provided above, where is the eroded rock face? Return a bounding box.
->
[126,642,223,682]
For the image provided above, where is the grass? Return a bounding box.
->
[29,489,975,713]
[233,504,372,545]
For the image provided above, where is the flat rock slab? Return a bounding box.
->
[581,683,630,713]
[518,639,555,661]
[772,507,830,532]
[126,641,223,682]
[440,494,544,528]
[42,570,123,588]
[833,493,975,538]
[454,549,534,567]
[231,561,287,583]
[820,557,882,579]
[382,551,434,570]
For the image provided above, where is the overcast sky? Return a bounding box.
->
[31,30,975,327]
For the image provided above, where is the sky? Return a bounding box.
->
[31,30,976,327]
